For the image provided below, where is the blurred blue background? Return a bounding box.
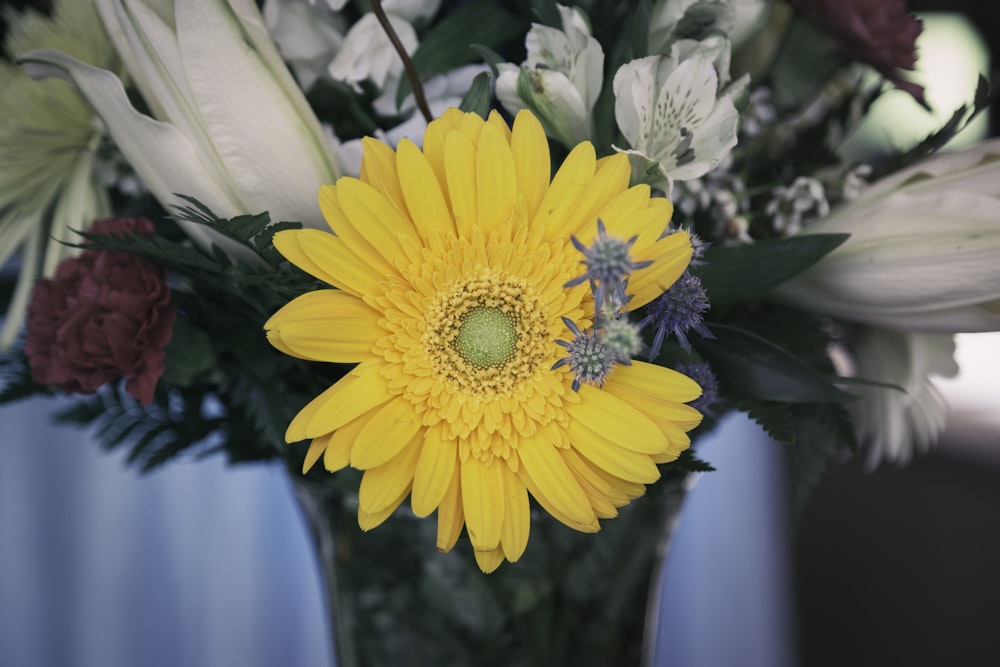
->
[0,402,796,667]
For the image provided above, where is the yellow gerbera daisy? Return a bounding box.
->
[266,108,704,572]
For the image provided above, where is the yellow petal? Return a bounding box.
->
[289,228,384,297]
[536,142,595,238]
[561,447,629,508]
[358,429,423,514]
[358,485,409,531]
[474,547,506,573]
[324,406,377,472]
[335,178,420,265]
[566,395,662,483]
[444,131,478,237]
[274,229,373,297]
[350,397,423,470]
[628,232,694,309]
[485,109,512,142]
[516,430,596,526]
[264,290,382,362]
[561,153,632,238]
[411,425,458,517]
[517,465,599,533]
[511,109,550,221]
[604,360,703,405]
[302,437,327,473]
[436,465,465,552]
[318,183,396,276]
[499,463,530,562]
[567,385,671,455]
[422,108,469,194]
[591,201,667,255]
[285,363,392,441]
[396,138,455,238]
[360,136,408,216]
[476,121,518,234]
[460,456,505,551]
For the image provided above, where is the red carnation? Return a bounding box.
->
[791,0,926,107]
[25,217,176,405]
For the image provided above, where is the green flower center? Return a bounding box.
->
[454,306,517,369]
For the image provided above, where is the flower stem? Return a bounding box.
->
[370,0,433,123]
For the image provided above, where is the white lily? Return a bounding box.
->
[18,0,341,255]
[495,3,603,147]
[613,37,744,191]
[774,139,1000,333]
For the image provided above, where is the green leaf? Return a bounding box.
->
[695,233,849,306]
[786,403,858,523]
[737,399,797,444]
[459,71,493,118]
[396,0,527,107]
[161,318,215,387]
[693,323,852,403]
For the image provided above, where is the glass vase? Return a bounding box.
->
[291,468,692,667]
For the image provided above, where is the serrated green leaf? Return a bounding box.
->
[786,403,858,523]
[737,399,796,443]
[693,323,851,403]
[695,233,848,306]
[459,71,493,118]
[395,0,527,107]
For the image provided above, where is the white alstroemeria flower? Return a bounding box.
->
[328,11,417,101]
[0,2,116,348]
[263,0,345,90]
[613,38,743,190]
[380,0,442,24]
[19,0,341,257]
[843,329,958,468]
[775,139,1000,333]
[495,3,603,147]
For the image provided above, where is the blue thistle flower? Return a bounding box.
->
[552,317,613,391]
[640,271,714,359]
[601,318,643,363]
[566,219,651,309]
[676,360,721,416]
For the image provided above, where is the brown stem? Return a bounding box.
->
[370,0,433,124]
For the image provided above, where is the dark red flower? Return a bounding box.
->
[25,217,175,405]
[791,0,926,107]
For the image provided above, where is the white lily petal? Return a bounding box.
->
[777,185,1000,333]
[226,0,339,159]
[19,49,247,254]
[176,0,336,226]
[106,0,206,146]
[855,137,1000,202]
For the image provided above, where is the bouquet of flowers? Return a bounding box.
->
[1,0,997,664]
